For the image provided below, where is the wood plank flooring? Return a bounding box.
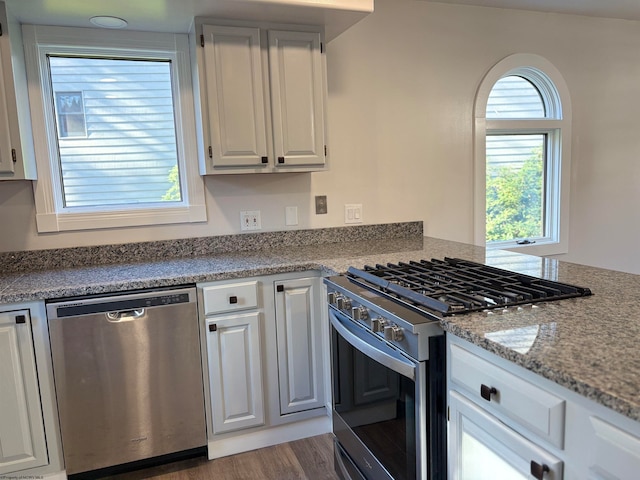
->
[102,434,340,480]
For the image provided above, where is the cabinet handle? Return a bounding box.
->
[276,285,284,293]
[15,314,26,324]
[530,461,550,480]
[229,296,238,304]
[480,384,497,401]
[209,324,217,332]
[277,156,285,164]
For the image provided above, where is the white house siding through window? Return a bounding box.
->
[49,57,181,208]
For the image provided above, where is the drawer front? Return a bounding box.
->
[586,416,640,479]
[450,343,565,448]
[201,281,259,315]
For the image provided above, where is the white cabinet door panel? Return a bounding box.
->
[268,30,325,167]
[275,277,324,415]
[207,312,265,434]
[0,310,47,475]
[586,416,640,480]
[202,25,268,168]
[449,391,563,480]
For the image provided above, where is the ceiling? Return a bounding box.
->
[429,0,640,22]
[3,0,640,35]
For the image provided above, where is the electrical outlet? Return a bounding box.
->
[240,210,261,231]
[315,195,328,215]
[344,204,363,224]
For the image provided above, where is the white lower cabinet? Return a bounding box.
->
[206,312,265,434]
[274,276,324,415]
[0,302,63,478]
[449,391,563,480]
[198,271,329,459]
[0,309,48,474]
[448,335,640,480]
[583,416,640,479]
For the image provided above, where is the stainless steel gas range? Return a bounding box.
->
[324,257,592,480]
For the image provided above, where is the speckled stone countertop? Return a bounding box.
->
[1,225,638,425]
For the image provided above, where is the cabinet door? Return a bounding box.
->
[206,311,265,434]
[449,391,562,480]
[202,25,268,168]
[0,3,15,175]
[0,310,48,475]
[274,277,324,415]
[268,30,325,167]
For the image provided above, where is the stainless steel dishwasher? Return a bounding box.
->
[47,287,206,476]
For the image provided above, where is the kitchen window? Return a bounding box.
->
[23,25,206,232]
[473,54,572,255]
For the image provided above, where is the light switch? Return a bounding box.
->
[285,206,298,226]
[344,204,363,224]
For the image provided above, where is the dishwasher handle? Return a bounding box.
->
[106,309,146,322]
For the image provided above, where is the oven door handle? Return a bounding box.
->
[330,309,416,380]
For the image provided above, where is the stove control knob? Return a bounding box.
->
[371,317,387,333]
[336,295,352,311]
[327,292,337,305]
[384,324,404,342]
[352,306,369,321]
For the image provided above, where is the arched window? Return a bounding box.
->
[474,54,571,255]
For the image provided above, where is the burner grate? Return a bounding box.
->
[346,257,592,316]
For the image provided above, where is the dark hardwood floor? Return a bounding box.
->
[102,434,339,480]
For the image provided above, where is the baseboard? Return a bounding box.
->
[207,415,332,460]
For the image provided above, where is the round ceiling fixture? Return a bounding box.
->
[89,16,128,29]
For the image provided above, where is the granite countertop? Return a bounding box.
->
[1,229,638,425]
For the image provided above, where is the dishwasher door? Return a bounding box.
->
[47,287,206,475]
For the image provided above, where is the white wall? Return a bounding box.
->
[1,0,639,274]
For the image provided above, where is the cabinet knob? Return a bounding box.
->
[15,314,26,324]
[277,156,285,164]
[261,156,268,164]
[530,461,550,480]
[480,384,497,401]
[208,324,217,332]
[229,295,238,304]
[276,284,284,293]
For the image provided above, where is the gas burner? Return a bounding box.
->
[346,257,592,316]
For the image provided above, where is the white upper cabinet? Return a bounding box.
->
[202,25,268,169]
[195,21,327,174]
[268,30,325,168]
[0,1,36,180]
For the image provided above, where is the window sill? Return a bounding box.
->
[36,204,207,233]
[488,239,568,257]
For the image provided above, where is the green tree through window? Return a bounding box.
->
[486,146,543,242]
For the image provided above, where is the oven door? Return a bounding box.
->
[329,308,445,480]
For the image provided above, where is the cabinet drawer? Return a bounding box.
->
[586,416,640,479]
[450,343,565,448]
[201,281,259,315]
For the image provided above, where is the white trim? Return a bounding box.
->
[473,53,571,256]
[206,414,330,459]
[23,25,206,233]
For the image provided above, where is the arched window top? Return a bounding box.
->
[486,76,545,119]
[475,54,569,121]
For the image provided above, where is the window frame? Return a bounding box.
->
[474,54,571,256]
[23,25,206,233]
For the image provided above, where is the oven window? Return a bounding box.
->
[333,331,417,480]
